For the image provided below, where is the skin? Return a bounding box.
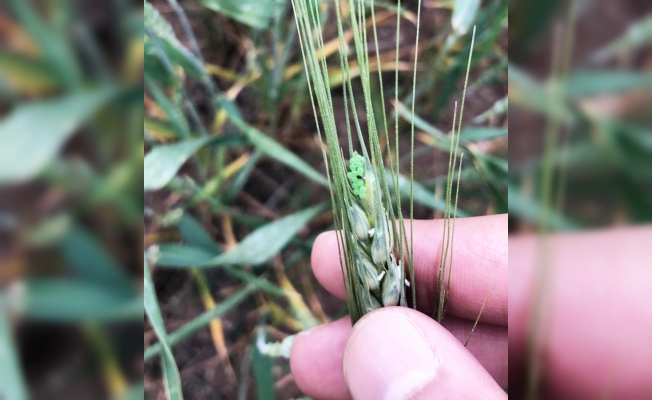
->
[291,214,652,399]
[291,215,508,400]
[509,225,652,399]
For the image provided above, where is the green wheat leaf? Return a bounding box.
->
[508,182,579,231]
[253,333,276,400]
[0,296,28,400]
[564,71,652,97]
[0,88,115,184]
[459,127,508,141]
[217,96,329,186]
[15,279,142,322]
[144,285,256,361]
[177,213,221,253]
[154,244,217,267]
[144,2,205,79]
[0,48,60,92]
[144,136,213,191]
[452,0,482,35]
[9,0,81,88]
[196,0,285,30]
[61,226,136,296]
[198,203,327,267]
[144,256,184,400]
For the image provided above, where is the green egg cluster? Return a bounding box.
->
[347,153,367,199]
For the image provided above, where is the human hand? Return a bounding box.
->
[509,225,652,398]
[291,215,508,399]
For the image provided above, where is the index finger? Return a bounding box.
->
[311,214,508,325]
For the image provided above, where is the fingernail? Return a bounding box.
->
[343,309,440,400]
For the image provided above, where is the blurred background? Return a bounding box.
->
[509,0,652,231]
[0,0,144,399]
[508,0,652,398]
[142,0,506,399]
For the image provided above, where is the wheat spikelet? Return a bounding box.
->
[345,152,407,312]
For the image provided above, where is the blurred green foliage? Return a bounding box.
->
[509,4,652,229]
[0,0,143,398]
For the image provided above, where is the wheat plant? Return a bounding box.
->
[292,0,474,324]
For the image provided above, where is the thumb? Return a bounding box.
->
[343,307,506,400]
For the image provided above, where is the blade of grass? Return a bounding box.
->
[196,0,284,30]
[452,0,482,36]
[145,76,190,138]
[15,279,142,322]
[197,202,327,267]
[144,136,213,191]
[144,2,205,79]
[217,96,329,187]
[237,348,253,400]
[10,0,81,88]
[191,269,236,382]
[386,171,468,216]
[252,330,276,400]
[459,127,508,141]
[224,151,263,203]
[177,213,221,253]
[274,260,320,329]
[508,64,575,124]
[224,267,293,299]
[507,181,578,231]
[121,381,145,400]
[591,15,652,62]
[144,256,184,400]
[0,48,60,92]
[61,226,135,296]
[0,296,28,400]
[173,211,236,380]
[152,243,217,267]
[0,88,115,184]
[84,324,128,397]
[145,116,178,141]
[563,70,652,97]
[144,284,256,361]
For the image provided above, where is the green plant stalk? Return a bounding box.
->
[84,323,128,397]
[190,269,235,380]
[145,27,207,138]
[162,0,232,190]
[527,2,580,399]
